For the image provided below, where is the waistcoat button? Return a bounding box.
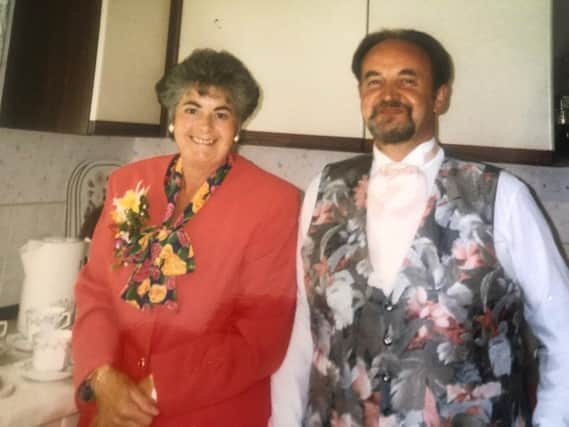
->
[385,303,394,312]
[383,335,393,346]
[382,374,391,383]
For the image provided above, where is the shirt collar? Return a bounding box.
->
[370,138,445,193]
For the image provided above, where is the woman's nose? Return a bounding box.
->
[197,114,214,131]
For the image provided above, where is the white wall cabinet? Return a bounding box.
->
[177,0,554,158]
[0,0,171,137]
[369,0,552,151]
[90,0,170,130]
[179,0,366,138]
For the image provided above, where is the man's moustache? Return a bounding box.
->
[371,101,412,118]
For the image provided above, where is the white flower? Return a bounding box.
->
[325,271,354,329]
[112,181,149,225]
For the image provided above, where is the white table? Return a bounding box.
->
[0,343,78,426]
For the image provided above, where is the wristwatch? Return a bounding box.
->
[78,380,95,402]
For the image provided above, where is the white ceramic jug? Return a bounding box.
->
[17,237,86,334]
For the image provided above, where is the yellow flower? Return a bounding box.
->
[191,183,210,213]
[156,228,169,241]
[137,278,151,297]
[112,181,149,224]
[126,299,140,309]
[159,244,187,276]
[149,284,167,304]
[174,158,183,174]
[111,209,125,224]
[117,189,141,214]
[138,232,152,250]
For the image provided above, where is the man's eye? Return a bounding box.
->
[185,107,198,114]
[401,79,417,86]
[216,112,228,120]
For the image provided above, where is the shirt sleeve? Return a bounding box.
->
[494,172,569,425]
[269,175,320,426]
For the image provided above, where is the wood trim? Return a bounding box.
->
[443,144,554,165]
[240,130,554,165]
[88,120,161,137]
[241,130,372,153]
[0,305,19,320]
[159,0,184,136]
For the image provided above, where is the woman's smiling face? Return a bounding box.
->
[172,85,239,172]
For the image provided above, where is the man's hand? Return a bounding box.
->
[90,365,159,427]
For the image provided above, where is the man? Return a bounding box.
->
[271,29,569,426]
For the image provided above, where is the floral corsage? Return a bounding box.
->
[111,181,151,266]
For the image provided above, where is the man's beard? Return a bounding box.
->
[367,100,415,143]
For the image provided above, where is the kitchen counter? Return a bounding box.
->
[0,321,78,427]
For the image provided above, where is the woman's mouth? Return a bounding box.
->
[192,136,215,145]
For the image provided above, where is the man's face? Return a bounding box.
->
[359,39,447,149]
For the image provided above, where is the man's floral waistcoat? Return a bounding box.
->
[303,154,531,426]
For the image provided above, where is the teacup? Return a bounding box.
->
[32,329,72,372]
[26,306,72,344]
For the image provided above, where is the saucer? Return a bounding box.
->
[18,360,72,382]
[6,333,32,352]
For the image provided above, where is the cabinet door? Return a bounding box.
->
[179,0,366,138]
[0,0,101,134]
[89,0,170,130]
[369,0,552,151]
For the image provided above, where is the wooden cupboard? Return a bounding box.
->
[0,0,171,137]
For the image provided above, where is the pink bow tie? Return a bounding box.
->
[367,162,428,292]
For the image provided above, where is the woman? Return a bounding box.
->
[72,49,299,426]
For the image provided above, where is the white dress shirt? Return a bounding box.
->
[270,140,569,426]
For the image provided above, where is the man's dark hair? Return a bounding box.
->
[351,29,453,90]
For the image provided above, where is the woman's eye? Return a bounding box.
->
[185,107,198,114]
[215,112,228,120]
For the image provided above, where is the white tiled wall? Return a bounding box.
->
[1,128,568,307]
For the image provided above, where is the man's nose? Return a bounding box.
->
[381,82,400,101]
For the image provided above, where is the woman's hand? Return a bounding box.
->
[90,365,159,427]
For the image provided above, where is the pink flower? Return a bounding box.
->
[351,363,372,399]
[423,386,441,427]
[452,240,485,270]
[177,230,189,247]
[165,300,178,311]
[151,242,161,260]
[312,201,334,225]
[354,176,369,209]
[164,202,175,221]
[363,392,381,427]
[132,260,151,282]
[330,412,352,427]
[166,277,176,290]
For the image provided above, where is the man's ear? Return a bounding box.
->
[434,84,451,115]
